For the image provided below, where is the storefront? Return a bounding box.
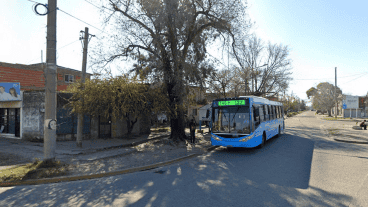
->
[0,83,22,138]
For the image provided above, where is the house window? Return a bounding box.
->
[65,74,74,83]
[192,109,197,116]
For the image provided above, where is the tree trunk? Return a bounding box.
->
[126,115,138,137]
[328,109,332,117]
[170,109,186,142]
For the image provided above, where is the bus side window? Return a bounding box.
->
[251,107,255,132]
[259,107,264,123]
[279,106,282,118]
[268,106,273,120]
[263,105,269,121]
[253,106,260,127]
[276,106,279,118]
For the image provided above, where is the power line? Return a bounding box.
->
[340,73,368,85]
[294,72,368,80]
[83,0,114,12]
[58,39,79,50]
[58,8,105,33]
[26,0,111,37]
[26,0,41,4]
[27,39,80,64]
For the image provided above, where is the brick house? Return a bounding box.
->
[0,62,92,91]
[0,61,151,140]
[0,61,92,140]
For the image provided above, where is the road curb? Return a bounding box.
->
[0,145,218,187]
[333,138,368,144]
[60,134,171,156]
[91,134,171,152]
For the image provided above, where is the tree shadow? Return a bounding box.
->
[211,134,314,189]
[0,132,353,207]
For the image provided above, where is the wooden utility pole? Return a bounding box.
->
[76,27,93,148]
[44,0,57,162]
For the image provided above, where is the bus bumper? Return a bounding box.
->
[211,137,261,148]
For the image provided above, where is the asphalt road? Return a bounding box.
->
[1,111,368,207]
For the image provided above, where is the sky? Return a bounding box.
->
[1,0,368,104]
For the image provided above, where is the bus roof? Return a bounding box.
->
[212,96,282,106]
[239,96,282,106]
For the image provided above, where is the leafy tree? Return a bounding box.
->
[92,0,249,141]
[308,82,342,116]
[66,77,169,136]
[306,87,317,99]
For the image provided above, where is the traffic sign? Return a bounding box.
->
[342,103,347,109]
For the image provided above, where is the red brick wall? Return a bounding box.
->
[0,66,45,90]
[0,62,91,91]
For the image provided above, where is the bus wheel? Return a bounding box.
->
[261,133,266,148]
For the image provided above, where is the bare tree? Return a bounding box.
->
[207,68,234,98]
[232,35,292,97]
[92,0,250,141]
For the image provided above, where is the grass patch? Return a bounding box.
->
[0,159,69,182]
[323,117,352,121]
[326,128,340,136]
[287,112,299,117]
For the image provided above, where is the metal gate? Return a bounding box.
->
[56,108,90,134]
[99,115,111,138]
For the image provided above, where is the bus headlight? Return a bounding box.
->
[212,135,222,141]
[240,134,254,142]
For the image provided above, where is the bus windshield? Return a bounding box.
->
[212,106,251,134]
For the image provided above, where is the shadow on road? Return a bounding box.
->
[0,134,353,207]
[211,133,314,189]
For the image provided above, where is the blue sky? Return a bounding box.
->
[247,0,368,102]
[1,0,367,103]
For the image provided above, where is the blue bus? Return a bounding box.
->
[210,96,285,148]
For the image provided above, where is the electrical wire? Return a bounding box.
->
[26,0,111,37]
[27,39,80,64]
[294,72,368,80]
[340,73,368,85]
[26,0,41,4]
[58,39,80,50]
[83,0,114,12]
[33,3,48,16]
[58,8,105,33]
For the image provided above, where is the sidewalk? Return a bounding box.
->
[316,114,368,144]
[0,127,215,186]
[0,132,171,164]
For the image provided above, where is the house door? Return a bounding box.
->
[14,108,20,137]
[0,108,20,136]
[99,115,111,138]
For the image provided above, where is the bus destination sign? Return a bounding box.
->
[218,100,245,106]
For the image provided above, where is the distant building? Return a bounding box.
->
[339,95,368,118]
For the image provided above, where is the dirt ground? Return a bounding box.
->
[0,152,32,166]
[0,132,211,179]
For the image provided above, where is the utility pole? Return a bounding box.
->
[76,27,94,148]
[44,0,57,162]
[335,67,337,118]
